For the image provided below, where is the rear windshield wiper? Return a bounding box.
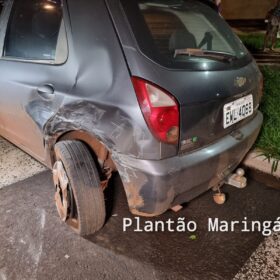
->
[174,48,237,62]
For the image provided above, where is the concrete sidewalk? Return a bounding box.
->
[0,137,45,189]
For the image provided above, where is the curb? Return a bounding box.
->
[243,149,280,178]
[242,149,280,189]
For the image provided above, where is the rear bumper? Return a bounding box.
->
[114,111,263,216]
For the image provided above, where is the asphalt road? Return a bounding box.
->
[0,138,280,280]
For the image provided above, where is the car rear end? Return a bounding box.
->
[106,0,263,216]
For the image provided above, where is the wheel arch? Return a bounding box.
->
[52,130,117,189]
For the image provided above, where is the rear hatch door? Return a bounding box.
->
[106,0,262,153]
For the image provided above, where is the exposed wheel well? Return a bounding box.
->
[53,130,116,189]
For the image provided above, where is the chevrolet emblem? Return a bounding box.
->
[234,77,247,88]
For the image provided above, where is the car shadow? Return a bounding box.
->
[88,174,280,279]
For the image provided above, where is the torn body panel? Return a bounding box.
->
[42,101,171,162]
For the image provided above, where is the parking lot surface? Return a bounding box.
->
[0,138,279,280]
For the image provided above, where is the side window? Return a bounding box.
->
[3,0,67,63]
[0,1,4,15]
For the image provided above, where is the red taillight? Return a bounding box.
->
[132,77,179,144]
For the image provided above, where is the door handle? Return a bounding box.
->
[37,84,55,99]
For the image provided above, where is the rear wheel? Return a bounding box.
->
[53,140,105,236]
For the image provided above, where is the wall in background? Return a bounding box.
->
[222,0,278,19]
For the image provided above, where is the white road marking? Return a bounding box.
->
[0,137,46,189]
[234,233,280,279]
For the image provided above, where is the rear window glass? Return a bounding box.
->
[120,0,250,69]
[4,0,67,63]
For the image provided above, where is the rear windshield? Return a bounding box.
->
[120,0,250,69]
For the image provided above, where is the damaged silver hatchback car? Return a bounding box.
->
[0,0,263,235]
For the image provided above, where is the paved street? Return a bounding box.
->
[0,138,279,280]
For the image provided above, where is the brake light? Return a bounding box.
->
[132,77,179,144]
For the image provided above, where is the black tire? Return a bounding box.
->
[53,140,105,236]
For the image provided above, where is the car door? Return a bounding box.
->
[0,0,75,164]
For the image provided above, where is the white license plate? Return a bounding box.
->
[223,95,253,128]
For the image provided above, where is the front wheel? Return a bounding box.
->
[53,140,106,236]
